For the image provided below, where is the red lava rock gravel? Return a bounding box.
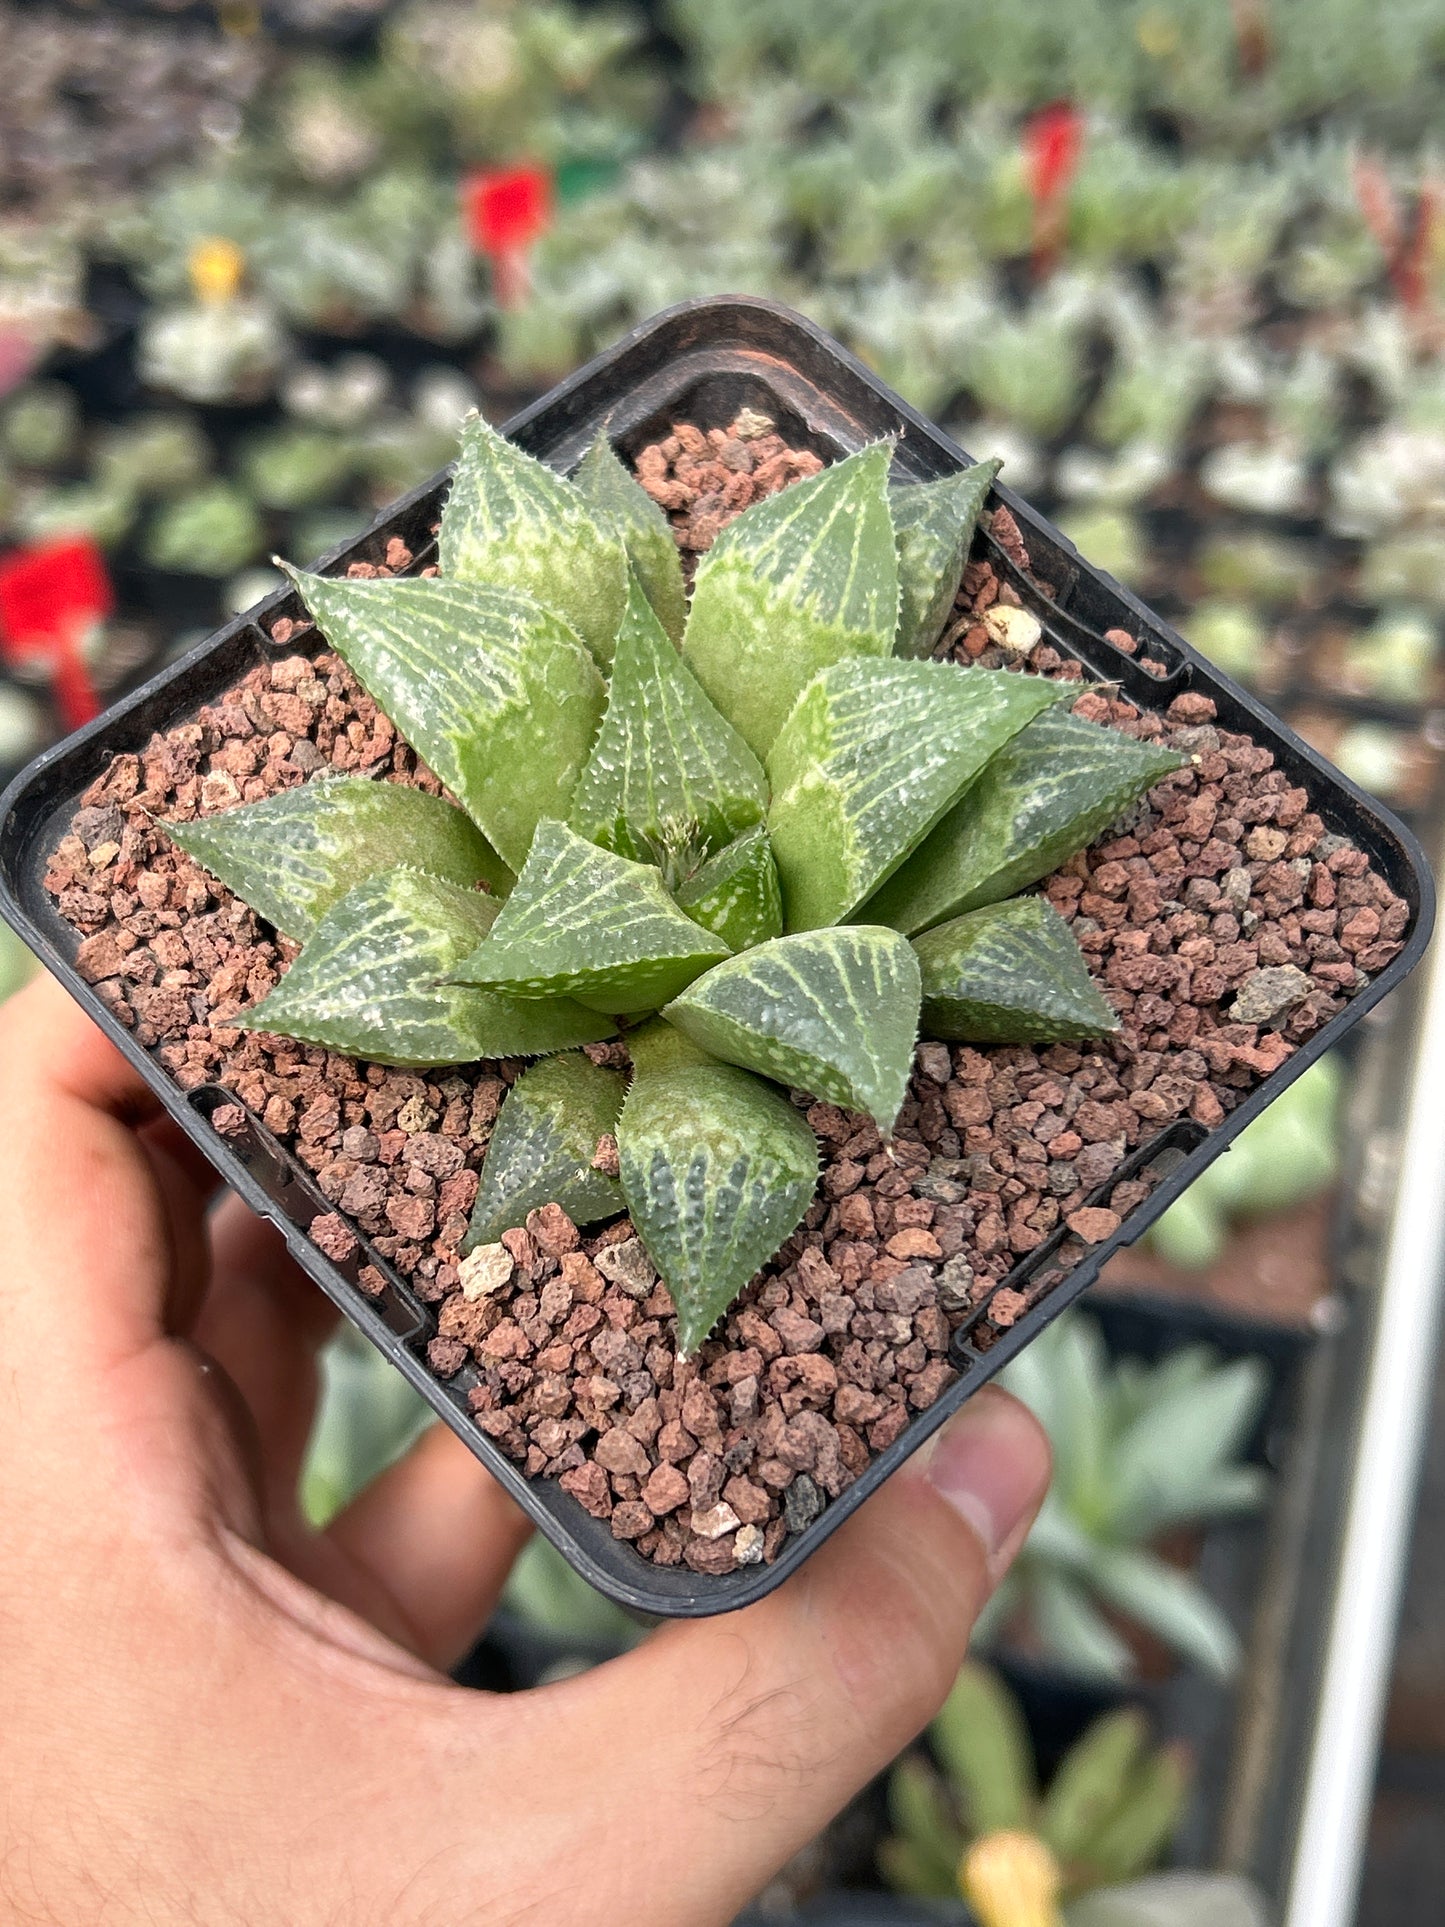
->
[42,417,1410,1578]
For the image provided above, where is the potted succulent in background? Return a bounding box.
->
[881,1661,1269,1927]
[883,1661,1187,1915]
[979,1314,1271,1682]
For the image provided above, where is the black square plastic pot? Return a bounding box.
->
[0,297,1434,1618]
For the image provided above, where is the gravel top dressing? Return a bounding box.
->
[45,417,1408,1578]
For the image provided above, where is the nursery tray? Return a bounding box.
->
[0,296,1434,1618]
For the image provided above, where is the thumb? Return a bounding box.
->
[549,1384,1050,1924]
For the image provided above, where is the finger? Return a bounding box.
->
[312,1425,533,1671]
[0,974,183,1366]
[137,1119,218,1332]
[548,1386,1050,1924]
[140,1107,228,1213]
[190,1191,339,1508]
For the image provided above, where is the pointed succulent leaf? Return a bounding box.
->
[929,1664,1038,1838]
[1030,1568,1135,1681]
[664,927,921,1133]
[238,869,613,1068]
[1086,1745,1191,1886]
[892,459,1001,658]
[568,575,767,873]
[766,658,1066,931]
[674,823,784,952]
[454,820,728,1016]
[465,1051,625,1251]
[280,567,605,873]
[682,443,899,758]
[1039,1708,1148,1865]
[869,708,1184,933]
[575,431,687,643]
[1085,1545,1241,1681]
[162,776,509,942]
[618,1021,818,1357]
[1106,1354,1269,1539]
[915,897,1118,1044]
[439,412,628,666]
[884,1759,966,1898]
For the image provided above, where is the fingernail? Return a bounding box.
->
[921,1387,1048,1562]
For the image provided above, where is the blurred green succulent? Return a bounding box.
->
[300,1325,433,1528]
[1146,1057,1341,1270]
[94,414,213,499]
[240,428,355,512]
[1183,601,1270,684]
[0,381,80,468]
[14,481,136,550]
[984,1314,1269,1681]
[145,483,265,576]
[1343,609,1439,702]
[882,1662,1188,1919]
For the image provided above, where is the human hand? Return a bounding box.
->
[0,972,1049,1926]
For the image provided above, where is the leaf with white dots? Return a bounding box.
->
[868,708,1185,934]
[162,776,510,941]
[574,431,687,643]
[454,820,729,1015]
[766,657,1066,932]
[618,1022,818,1357]
[280,565,604,873]
[568,575,767,876]
[913,896,1119,1044]
[465,1051,625,1251]
[682,443,899,758]
[239,868,614,1068]
[674,823,784,953]
[665,926,921,1133]
[440,412,629,666]
[892,459,1001,659]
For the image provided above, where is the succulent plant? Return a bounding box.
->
[984,1314,1269,1681]
[138,298,291,407]
[881,1661,1189,1918]
[143,482,265,577]
[0,380,80,468]
[1341,607,1439,702]
[162,418,1181,1357]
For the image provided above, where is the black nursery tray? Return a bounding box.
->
[0,297,1434,1618]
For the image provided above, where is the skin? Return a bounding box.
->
[0,973,1050,1927]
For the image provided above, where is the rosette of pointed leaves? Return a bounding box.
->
[161,416,1181,1356]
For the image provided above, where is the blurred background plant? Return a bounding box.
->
[982,1316,1270,1682]
[882,1662,1268,1925]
